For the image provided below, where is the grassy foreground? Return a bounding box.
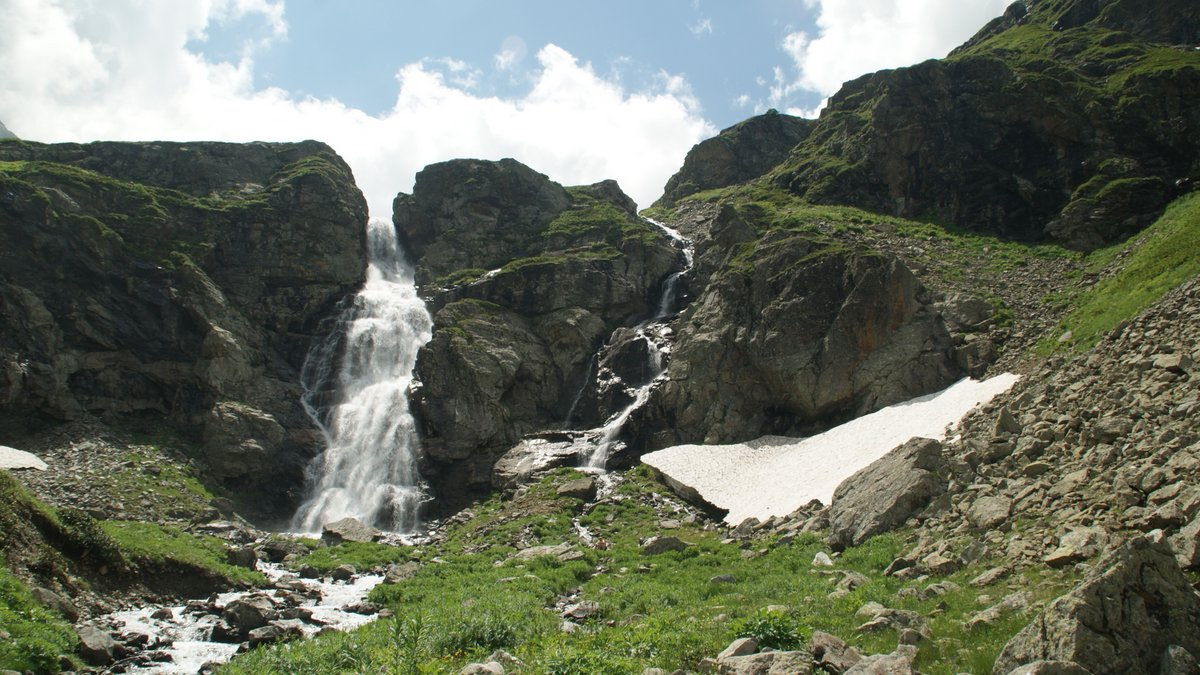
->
[0,558,77,673]
[222,468,1075,674]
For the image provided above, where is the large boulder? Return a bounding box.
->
[718,650,812,675]
[76,624,119,666]
[223,595,277,635]
[491,434,590,489]
[321,517,380,545]
[992,536,1200,674]
[202,401,286,480]
[827,438,947,549]
[31,586,79,621]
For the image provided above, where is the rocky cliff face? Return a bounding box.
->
[772,0,1200,249]
[0,140,367,521]
[628,203,963,451]
[654,110,814,209]
[394,159,682,503]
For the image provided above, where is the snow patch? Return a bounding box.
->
[642,374,1019,525]
[0,445,47,470]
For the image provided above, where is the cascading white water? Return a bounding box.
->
[580,219,693,469]
[292,219,432,533]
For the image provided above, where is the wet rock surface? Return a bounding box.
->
[99,558,385,672]
[638,234,962,449]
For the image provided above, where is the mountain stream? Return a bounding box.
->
[577,219,693,469]
[100,561,383,673]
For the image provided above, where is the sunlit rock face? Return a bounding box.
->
[631,224,963,451]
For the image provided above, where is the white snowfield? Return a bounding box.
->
[642,374,1019,525]
[0,445,47,471]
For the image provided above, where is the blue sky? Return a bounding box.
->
[0,0,1009,215]
[217,1,819,129]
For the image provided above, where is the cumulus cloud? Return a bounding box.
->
[0,1,714,216]
[690,17,713,37]
[763,0,1010,115]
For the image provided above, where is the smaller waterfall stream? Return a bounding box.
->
[579,219,693,469]
[293,219,433,534]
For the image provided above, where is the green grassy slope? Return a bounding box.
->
[220,469,1079,674]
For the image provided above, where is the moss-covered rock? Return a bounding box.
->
[0,140,367,521]
[395,159,681,505]
[768,0,1200,249]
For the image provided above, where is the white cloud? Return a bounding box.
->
[0,1,714,216]
[424,57,481,90]
[494,49,519,70]
[690,17,713,37]
[494,35,527,71]
[766,0,1011,113]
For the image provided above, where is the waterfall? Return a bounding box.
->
[292,219,432,534]
[580,219,693,470]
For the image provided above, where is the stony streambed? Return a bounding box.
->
[94,561,385,673]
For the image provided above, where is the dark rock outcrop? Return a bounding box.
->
[395,159,681,503]
[655,110,814,209]
[1044,0,1200,44]
[0,140,367,521]
[635,229,961,448]
[772,1,1200,249]
[993,536,1200,674]
[394,158,573,289]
